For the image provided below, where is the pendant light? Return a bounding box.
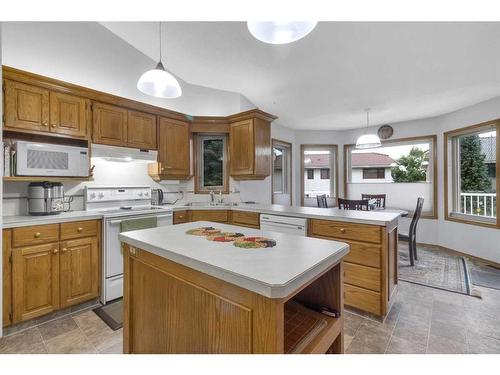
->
[356,109,381,149]
[137,22,182,99]
[247,21,317,44]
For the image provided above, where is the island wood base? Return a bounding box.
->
[122,244,345,354]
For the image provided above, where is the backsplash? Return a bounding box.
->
[2,157,269,216]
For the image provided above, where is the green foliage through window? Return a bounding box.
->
[203,139,223,187]
[391,147,428,182]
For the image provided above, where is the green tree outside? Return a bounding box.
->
[391,147,428,182]
[459,134,491,192]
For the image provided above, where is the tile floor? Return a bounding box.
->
[1,279,499,354]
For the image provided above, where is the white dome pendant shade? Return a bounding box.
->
[137,62,182,99]
[247,21,317,44]
[137,22,182,99]
[355,109,381,149]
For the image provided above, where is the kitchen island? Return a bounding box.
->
[119,221,349,354]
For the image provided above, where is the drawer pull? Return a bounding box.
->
[178,215,184,219]
[51,124,57,128]
[62,248,68,253]
[34,232,41,238]
[340,228,346,233]
[42,121,48,126]
[53,248,59,254]
[77,227,83,233]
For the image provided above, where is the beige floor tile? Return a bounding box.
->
[346,321,392,354]
[385,336,426,354]
[391,317,429,346]
[427,334,467,354]
[467,334,500,354]
[38,317,79,342]
[0,328,47,354]
[99,338,124,354]
[344,312,364,336]
[430,320,466,343]
[344,333,354,351]
[45,329,97,354]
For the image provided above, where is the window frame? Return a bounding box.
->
[306,169,314,179]
[194,133,229,194]
[344,135,438,219]
[271,139,293,205]
[300,144,339,207]
[362,167,385,180]
[320,168,330,180]
[444,120,500,228]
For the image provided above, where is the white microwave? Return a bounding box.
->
[15,141,89,177]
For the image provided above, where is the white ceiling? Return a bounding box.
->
[101,22,500,130]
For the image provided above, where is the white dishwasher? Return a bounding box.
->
[260,214,307,236]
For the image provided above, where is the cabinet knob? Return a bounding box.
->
[62,247,68,253]
[42,121,48,126]
[34,232,41,238]
[340,228,346,233]
[51,124,57,128]
[53,248,59,254]
[77,227,83,233]
[178,215,184,219]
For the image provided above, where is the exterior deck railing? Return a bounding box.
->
[460,192,497,218]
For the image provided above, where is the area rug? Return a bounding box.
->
[398,243,473,295]
[469,262,500,291]
[93,299,123,331]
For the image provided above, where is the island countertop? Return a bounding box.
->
[119,221,349,298]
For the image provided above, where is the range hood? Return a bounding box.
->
[91,144,158,162]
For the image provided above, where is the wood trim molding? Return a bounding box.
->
[300,144,339,207]
[443,119,500,228]
[271,139,293,206]
[190,117,230,133]
[343,134,438,219]
[227,109,278,123]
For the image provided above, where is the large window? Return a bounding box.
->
[195,134,228,193]
[272,139,292,205]
[301,145,338,207]
[445,121,499,227]
[345,135,437,217]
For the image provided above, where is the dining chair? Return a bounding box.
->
[362,194,387,209]
[337,198,369,211]
[316,194,328,208]
[398,197,424,266]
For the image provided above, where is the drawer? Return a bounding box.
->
[231,210,260,228]
[60,220,98,240]
[310,219,381,244]
[343,240,381,268]
[12,224,60,247]
[173,210,189,225]
[344,284,381,316]
[344,262,381,292]
[190,210,228,223]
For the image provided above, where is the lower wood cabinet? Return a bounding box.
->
[2,219,101,326]
[229,210,260,229]
[189,210,228,223]
[173,210,189,225]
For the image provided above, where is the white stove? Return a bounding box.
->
[85,186,173,303]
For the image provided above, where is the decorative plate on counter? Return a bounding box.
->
[206,232,245,242]
[234,237,277,249]
[185,227,222,236]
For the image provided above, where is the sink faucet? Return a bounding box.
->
[209,191,215,204]
[218,191,223,204]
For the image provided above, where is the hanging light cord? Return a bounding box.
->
[159,22,163,63]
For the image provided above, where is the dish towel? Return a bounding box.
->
[120,216,158,233]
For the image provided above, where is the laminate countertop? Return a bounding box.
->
[119,221,350,298]
[2,203,401,228]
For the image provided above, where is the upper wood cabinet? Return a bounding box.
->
[229,110,276,180]
[50,92,90,138]
[92,102,128,146]
[59,236,99,308]
[4,80,50,132]
[12,242,60,323]
[127,110,157,150]
[156,116,191,179]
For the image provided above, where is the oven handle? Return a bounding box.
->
[108,213,172,225]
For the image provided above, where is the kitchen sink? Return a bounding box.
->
[184,202,238,207]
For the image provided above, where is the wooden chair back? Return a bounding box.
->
[361,194,387,209]
[316,194,328,208]
[337,198,369,211]
[409,197,424,238]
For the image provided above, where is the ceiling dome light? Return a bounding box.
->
[247,21,317,44]
[356,109,381,149]
[137,22,182,99]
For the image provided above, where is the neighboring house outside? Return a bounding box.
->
[304,154,332,197]
[481,135,497,190]
[351,153,395,182]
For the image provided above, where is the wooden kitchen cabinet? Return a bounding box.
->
[12,242,60,323]
[4,80,50,132]
[60,237,99,308]
[156,117,191,180]
[230,210,260,229]
[127,110,157,150]
[190,210,228,223]
[3,230,12,327]
[228,110,276,180]
[173,210,189,225]
[92,102,128,146]
[49,92,90,138]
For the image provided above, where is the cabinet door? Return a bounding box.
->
[4,80,50,132]
[92,102,128,146]
[60,237,99,308]
[229,119,254,176]
[158,117,190,178]
[12,242,60,323]
[3,230,12,327]
[127,110,157,150]
[50,92,89,138]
